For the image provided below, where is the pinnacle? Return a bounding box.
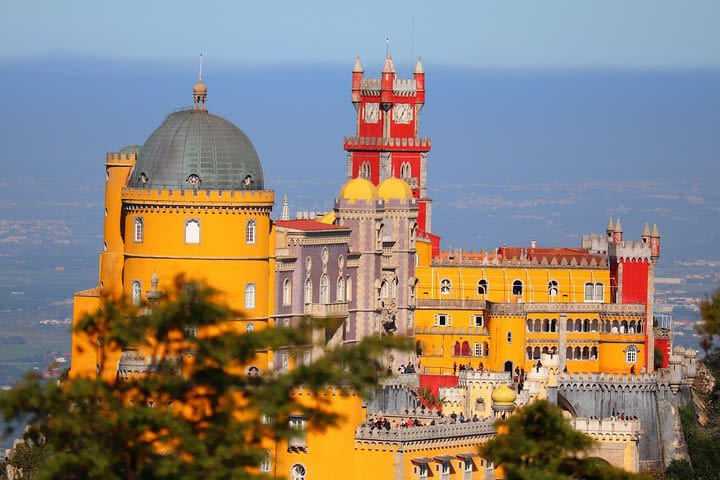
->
[383,55,395,74]
[615,218,623,233]
[652,224,660,237]
[414,56,424,74]
[353,55,363,73]
[607,217,614,232]
[642,222,651,236]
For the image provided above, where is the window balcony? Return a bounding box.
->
[303,302,349,319]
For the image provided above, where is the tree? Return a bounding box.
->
[698,288,720,360]
[480,400,641,480]
[0,277,407,480]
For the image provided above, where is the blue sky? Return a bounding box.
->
[0,2,718,267]
[2,0,719,69]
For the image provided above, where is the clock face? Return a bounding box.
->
[364,103,380,124]
[393,104,413,124]
[243,175,253,186]
[187,174,200,185]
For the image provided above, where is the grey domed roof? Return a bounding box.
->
[118,145,142,155]
[129,108,264,190]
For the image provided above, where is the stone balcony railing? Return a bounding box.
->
[355,421,495,443]
[458,371,512,384]
[416,299,645,316]
[570,417,641,438]
[416,299,487,310]
[304,302,349,318]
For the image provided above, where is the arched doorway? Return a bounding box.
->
[504,361,513,372]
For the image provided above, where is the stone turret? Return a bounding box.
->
[613,218,623,243]
[607,216,615,242]
[351,55,363,110]
[650,224,660,261]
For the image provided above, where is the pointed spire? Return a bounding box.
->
[383,55,395,74]
[651,224,660,237]
[281,194,290,221]
[615,218,623,233]
[607,217,615,232]
[414,56,424,74]
[642,222,651,236]
[193,54,207,111]
[353,54,364,73]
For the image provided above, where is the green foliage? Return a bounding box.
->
[417,386,443,409]
[480,400,641,480]
[663,459,695,480]
[654,348,665,369]
[0,277,409,480]
[0,433,54,480]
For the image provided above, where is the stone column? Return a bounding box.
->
[558,313,567,371]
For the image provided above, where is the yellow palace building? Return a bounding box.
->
[68,58,689,477]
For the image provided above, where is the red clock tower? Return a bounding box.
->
[344,55,440,255]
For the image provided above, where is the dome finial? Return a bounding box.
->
[193,54,208,111]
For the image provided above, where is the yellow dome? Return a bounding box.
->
[377,177,413,201]
[339,178,377,202]
[491,383,517,405]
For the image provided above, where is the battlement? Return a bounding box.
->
[570,417,641,439]
[393,78,417,95]
[581,233,609,254]
[610,241,651,261]
[431,254,607,269]
[354,420,495,444]
[458,370,512,385]
[121,187,274,206]
[343,136,431,152]
[105,152,137,164]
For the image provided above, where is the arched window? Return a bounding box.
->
[380,280,388,298]
[453,341,461,356]
[376,223,384,250]
[548,280,558,297]
[346,276,352,302]
[534,319,542,332]
[512,280,523,296]
[574,347,581,359]
[185,219,200,244]
[625,345,637,363]
[319,274,329,304]
[409,223,417,248]
[591,347,598,359]
[584,282,595,302]
[259,450,272,473]
[440,279,451,295]
[336,276,345,302]
[400,161,412,180]
[566,347,573,360]
[414,253,420,267]
[566,318,574,332]
[391,278,398,298]
[246,323,254,333]
[594,282,604,302]
[477,279,488,295]
[291,464,306,480]
[133,217,144,243]
[526,319,533,332]
[526,346,533,360]
[359,162,371,179]
[461,341,470,356]
[582,346,590,360]
[246,219,256,245]
[550,319,557,332]
[533,346,541,359]
[283,278,292,306]
[244,283,256,309]
[132,280,142,306]
[304,278,312,304]
[542,319,550,332]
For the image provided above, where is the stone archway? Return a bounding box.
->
[557,392,577,417]
[504,361,513,372]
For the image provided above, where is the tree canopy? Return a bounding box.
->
[0,277,407,480]
[480,400,641,480]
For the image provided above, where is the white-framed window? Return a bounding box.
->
[381,280,389,298]
[290,464,306,480]
[359,161,371,179]
[512,280,523,296]
[283,278,292,306]
[259,450,272,473]
[474,343,481,356]
[400,161,412,180]
[391,278,398,298]
[626,345,638,363]
[304,278,312,304]
[548,280,558,297]
[440,278,451,295]
[281,352,290,372]
[245,283,256,309]
[185,219,200,244]
[472,314,484,327]
[477,279,488,295]
[319,274,329,304]
[439,461,451,480]
[464,458,473,473]
[417,463,429,480]
[336,276,345,302]
[594,282,604,302]
[132,280,142,306]
[246,219,256,245]
[302,350,311,366]
[133,217,144,243]
[435,313,451,326]
[584,282,594,302]
[246,323,254,333]
[346,276,353,302]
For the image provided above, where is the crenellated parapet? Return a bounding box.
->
[343,136,431,151]
[571,417,641,442]
[558,372,667,393]
[609,240,652,262]
[354,421,495,451]
[122,187,274,208]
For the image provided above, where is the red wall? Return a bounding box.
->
[620,259,649,306]
[655,338,671,368]
[419,374,458,411]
